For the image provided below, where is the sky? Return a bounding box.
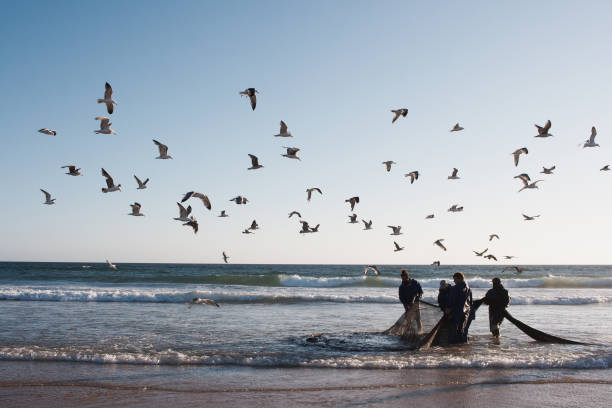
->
[1,0,611,264]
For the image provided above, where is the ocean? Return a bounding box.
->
[0,262,610,370]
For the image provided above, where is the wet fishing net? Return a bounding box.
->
[383,301,445,349]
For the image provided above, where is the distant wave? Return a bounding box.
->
[0,287,610,305]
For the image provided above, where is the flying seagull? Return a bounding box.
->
[514,173,531,183]
[450,123,464,132]
[106,259,118,271]
[484,254,498,261]
[129,202,144,216]
[425,214,434,219]
[240,88,259,110]
[249,220,259,230]
[534,120,552,138]
[431,260,441,266]
[306,188,322,201]
[229,196,248,205]
[391,108,408,123]
[541,166,556,175]
[348,214,358,224]
[345,196,359,211]
[387,225,402,235]
[601,165,610,171]
[248,154,263,170]
[182,191,211,210]
[183,217,199,234]
[134,175,149,189]
[489,234,500,241]
[518,178,543,193]
[382,161,396,172]
[473,248,488,257]
[222,252,229,264]
[282,147,301,160]
[94,117,116,135]
[288,211,301,218]
[97,82,117,114]
[101,168,121,193]
[364,265,381,276]
[504,255,516,260]
[173,202,193,222]
[393,241,404,252]
[522,213,540,221]
[448,168,460,180]
[299,220,320,234]
[512,147,528,167]
[502,266,525,274]
[362,219,373,230]
[38,128,57,136]
[219,210,228,217]
[40,189,55,205]
[61,165,82,176]
[583,126,600,148]
[188,297,220,308]
[404,171,419,184]
[434,239,447,251]
[242,228,254,234]
[274,121,292,137]
[153,140,172,159]
[448,204,464,212]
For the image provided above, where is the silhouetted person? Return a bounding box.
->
[483,277,510,337]
[399,269,423,331]
[437,280,451,311]
[446,272,473,343]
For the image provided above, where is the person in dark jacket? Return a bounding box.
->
[445,272,473,343]
[483,277,510,337]
[437,280,451,311]
[398,269,423,331]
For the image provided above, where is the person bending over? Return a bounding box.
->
[398,269,423,331]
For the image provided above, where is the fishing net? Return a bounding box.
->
[383,301,445,349]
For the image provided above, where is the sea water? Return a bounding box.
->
[0,262,610,369]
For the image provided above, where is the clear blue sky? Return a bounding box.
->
[1,0,611,264]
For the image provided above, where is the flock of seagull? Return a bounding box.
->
[37,83,607,278]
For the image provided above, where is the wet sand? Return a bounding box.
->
[1,362,610,407]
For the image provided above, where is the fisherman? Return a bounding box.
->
[437,280,451,311]
[483,277,510,337]
[445,272,473,343]
[398,269,423,331]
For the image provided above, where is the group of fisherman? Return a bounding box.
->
[398,269,510,343]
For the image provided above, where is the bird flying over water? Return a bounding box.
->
[97,82,117,114]
[129,202,144,216]
[230,196,248,205]
[219,210,228,217]
[450,123,464,132]
[391,108,408,123]
[425,214,434,219]
[134,175,149,189]
[40,189,55,205]
[522,213,540,221]
[518,178,543,192]
[345,196,359,211]
[484,254,498,261]
[583,126,600,148]
[388,225,402,235]
[242,228,254,234]
[249,220,259,230]
[364,265,380,276]
[288,211,301,218]
[541,166,556,175]
[448,204,463,212]
[38,128,57,136]
[183,217,199,234]
[473,248,488,257]
[222,252,229,264]
[404,171,419,184]
[274,121,292,137]
[534,120,552,138]
[182,191,211,210]
[61,165,82,176]
[282,147,301,160]
[306,188,322,201]
[362,219,373,230]
[240,88,258,110]
[382,161,396,172]
[601,165,610,171]
[434,239,447,251]
[101,168,121,193]
[94,117,116,134]
[504,255,516,260]
[489,234,500,241]
[188,297,220,308]
[248,154,263,170]
[502,266,524,274]
[393,241,404,252]
[106,259,118,271]
[174,202,193,222]
[431,260,441,266]
[512,147,528,166]
[448,168,460,180]
[153,140,172,159]
[348,214,358,224]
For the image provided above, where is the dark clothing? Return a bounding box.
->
[484,284,510,335]
[437,286,451,311]
[399,279,423,311]
[448,281,473,343]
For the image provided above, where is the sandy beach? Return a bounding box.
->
[1,361,610,407]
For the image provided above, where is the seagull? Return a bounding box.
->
[242,228,254,234]
[502,266,524,274]
[101,168,121,193]
[404,171,419,184]
[97,82,117,114]
[393,241,404,252]
[448,204,464,212]
[348,214,358,224]
[425,214,434,219]
[134,175,149,189]
[382,161,396,172]
[240,88,258,110]
[94,117,116,134]
[129,202,144,216]
[288,211,301,218]
[391,108,408,123]
[504,255,516,260]
[188,297,220,308]
[362,219,373,230]
[541,165,556,175]
[173,202,193,222]
[299,221,320,234]
[518,178,543,193]
[222,251,229,264]
[61,165,82,176]
[181,191,211,210]
[38,128,57,136]
[249,220,259,230]
[489,234,500,241]
[309,224,320,233]
[387,225,402,235]
[512,147,528,166]
[183,217,199,234]
[345,196,359,211]
[583,127,599,148]
[153,140,172,159]
[601,165,610,171]
[306,188,322,201]
[431,260,441,266]
[450,123,464,132]
[282,147,301,160]
[219,210,229,217]
[40,189,55,205]
[248,154,263,170]
[473,248,488,257]
[434,239,447,251]
[447,168,460,180]
[522,213,540,221]
[106,259,118,271]
[534,120,552,138]
[514,173,531,183]
[274,121,292,137]
[484,254,498,261]
[364,265,381,276]
[230,196,248,205]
